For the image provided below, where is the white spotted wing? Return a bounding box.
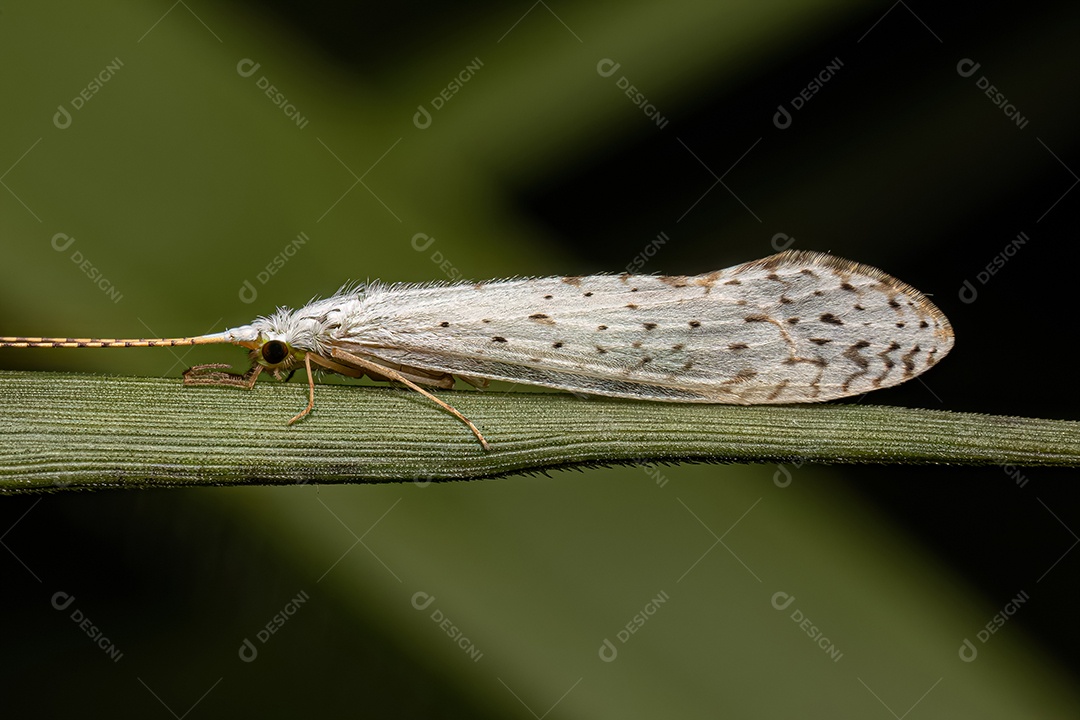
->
[255,250,953,404]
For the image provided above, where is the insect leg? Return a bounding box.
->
[316,348,491,451]
[287,353,316,425]
[183,362,263,389]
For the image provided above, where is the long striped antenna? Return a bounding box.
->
[0,327,259,349]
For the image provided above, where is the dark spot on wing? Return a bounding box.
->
[727,368,758,384]
[879,341,901,370]
[843,340,871,370]
[902,345,920,376]
[766,380,790,401]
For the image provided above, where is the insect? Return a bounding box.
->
[0,250,953,450]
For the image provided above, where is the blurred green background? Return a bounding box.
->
[2,1,1078,716]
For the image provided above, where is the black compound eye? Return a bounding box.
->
[261,340,290,365]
